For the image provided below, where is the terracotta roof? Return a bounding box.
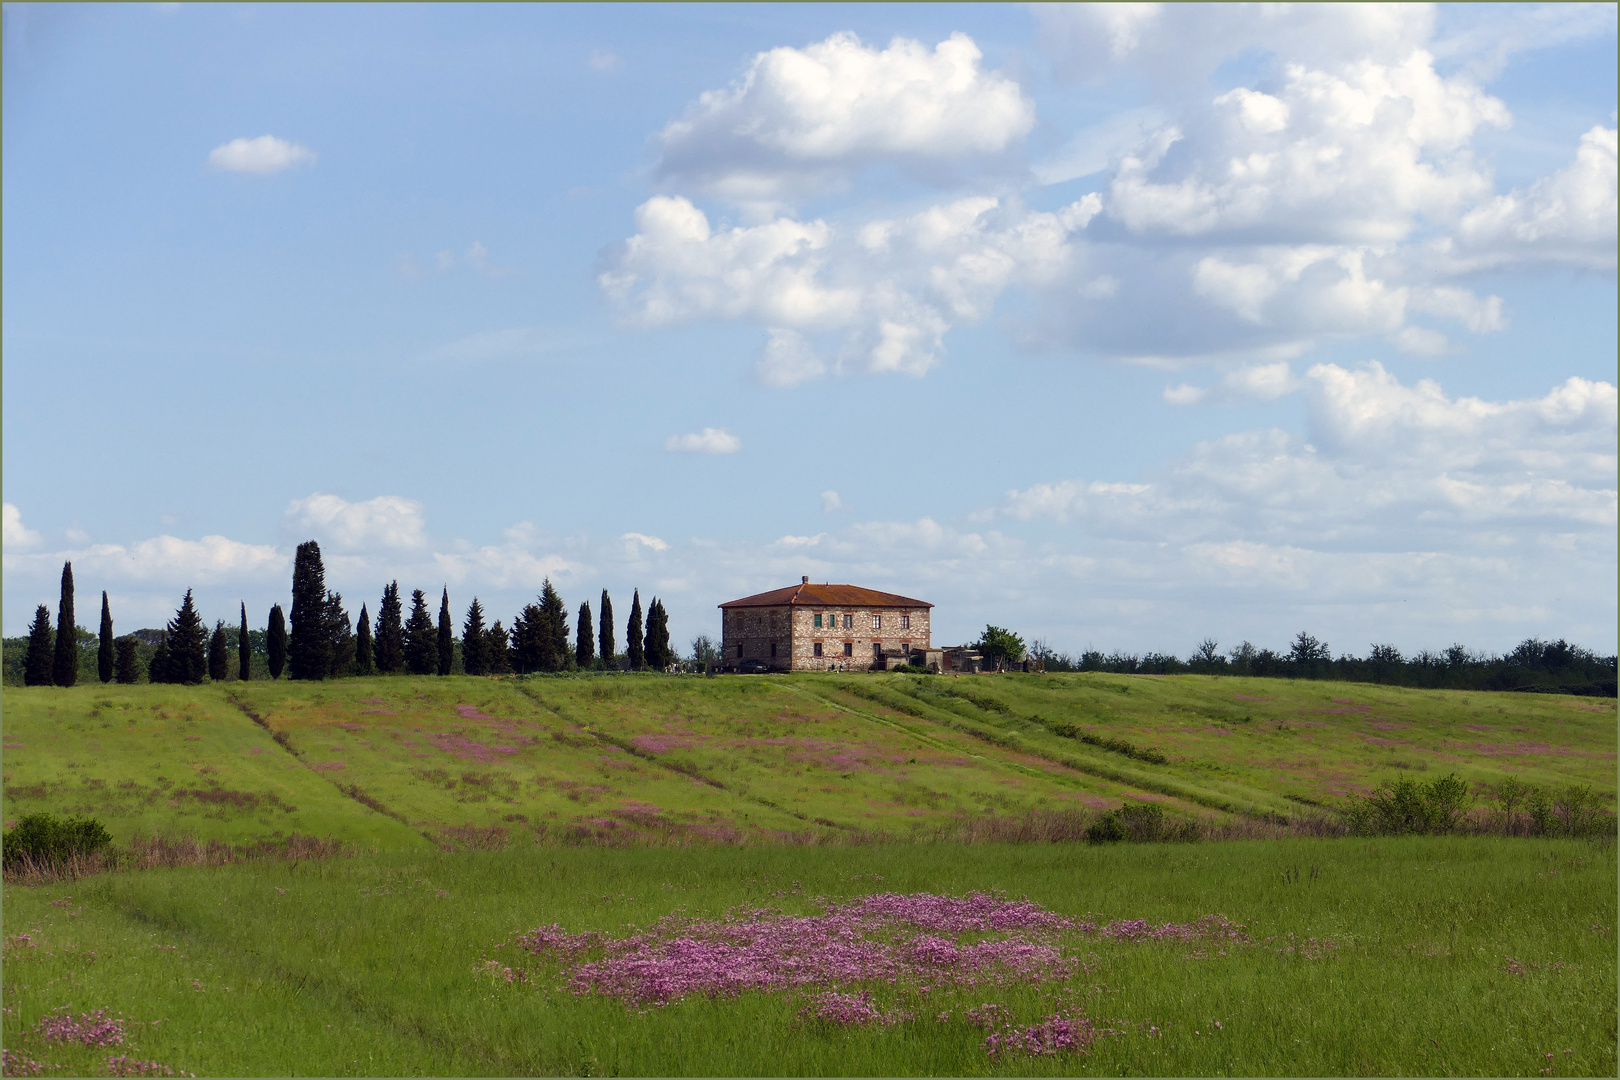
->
[719,582,933,610]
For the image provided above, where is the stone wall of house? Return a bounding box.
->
[721,603,933,672]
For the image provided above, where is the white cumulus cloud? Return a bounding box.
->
[284,493,428,551]
[3,503,42,549]
[664,428,742,454]
[207,135,317,173]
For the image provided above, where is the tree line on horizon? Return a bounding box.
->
[12,542,679,686]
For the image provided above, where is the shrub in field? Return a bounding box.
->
[1492,777,1613,837]
[1085,802,1197,844]
[1343,773,1472,835]
[2,813,112,868]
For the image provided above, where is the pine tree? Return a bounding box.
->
[115,636,140,684]
[238,603,251,682]
[355,603,374,675]
[147,634,172,684]
[167,590,208,685]
[538,579,569,672]
[645,598,671,669]
[53,561,77,687]
[98,592,115,684]
[374,582,405,674]
[208,620,230,681]
[324,592,355,677]
[598,590,615,669]
[461,599,488,677]
[626,590,645,670]
[437,588,454,676]
[267,604,287,679]
[508,603,540,674]
[288,541,332,680]
[486,620,512,674]
[403,589,438,675]
[24,604,55,686]
[576,601,595,669]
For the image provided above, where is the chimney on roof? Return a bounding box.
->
[802,575,809,584]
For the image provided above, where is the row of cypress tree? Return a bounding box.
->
[23,543,680,686]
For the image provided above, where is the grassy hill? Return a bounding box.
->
[4,672,1612,848]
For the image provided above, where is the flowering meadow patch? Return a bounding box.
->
[31,1007,125,1047]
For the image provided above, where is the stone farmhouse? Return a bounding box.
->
[719,578,935,672]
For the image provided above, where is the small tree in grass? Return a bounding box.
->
[24,605,54,686]
[355,603,374,675]
[461,599,488,676]
[267,604,287,679]
[437,588,454,676]
[974,625,1026,668]
[626,591,644,670]
[98,592,115,683]
[208,620,230,681]
[115,636,141,684]
[598,590,615,668]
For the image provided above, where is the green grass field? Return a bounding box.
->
[3,673,1614,846]
[2,674,1615,1076]
[2,838,1614,1076]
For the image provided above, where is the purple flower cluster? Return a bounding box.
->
[1,1049,54,1077]
[984,1014,1097,1059]
[32,1007,125,1047]
[103,1057,191,1078]
[796,990,910,1027]
[1101,914,1248,943]
[518,891,1079,1006]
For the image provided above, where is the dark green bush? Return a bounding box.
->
[1085,802,1197,844]
[2,812,113,867]
[1343,773,1473,835]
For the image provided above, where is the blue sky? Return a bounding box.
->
[4,2,1616,657]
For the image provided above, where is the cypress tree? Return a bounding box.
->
[509,603,540,674]
[324,591,354,677]
[576,601,594,669]
[599,590,615,669]
[461,599,488,676]
[238,603,251,681]
[374,582,405,674]
[626,590,644,670]
[538,579,569,672]
[355,603,374,675]
[53,561,77,687]
[115,636,141,684]
[288,541,332,680]
[208,620,230,681]
[486,620,512,674]
[437,588,454,676]
[403,589,438,675]
[24,604,55,686]
[147,634,171,684]
[167,590,208,685]
[645,598,671,669]
[98,592,115,684]
[267,604,288,679]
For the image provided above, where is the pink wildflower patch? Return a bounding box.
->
[797,990,907,1027]
[1102,914,1248,943]
[104,1057,192,1078]
[1,1048,54,1076]
[432,734,519,762]
[33,1006,125,1047]
[984,1013,1097,1059]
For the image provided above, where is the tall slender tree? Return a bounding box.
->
[167,590,208,685]
[208,620,230,681]
[374,582,405,674]
[437,588,454,676]
[97,591,115,683]
[598,590,615,669]
[576,601,595,669]
[486,620,511,674]
[267,604,287,679]
[147,633,172,685]
[288,541,332,680]
[115,636,141,684]
[461,598,488,676]
[53,561,77,687]
[238,603,251,681]
[403,589,438,675]
[323,591,354,678]
[644,598,671,669]
[538,579,569,671]
[24,604,55,686]
[626,590,645,670]
[355,603,374,675]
